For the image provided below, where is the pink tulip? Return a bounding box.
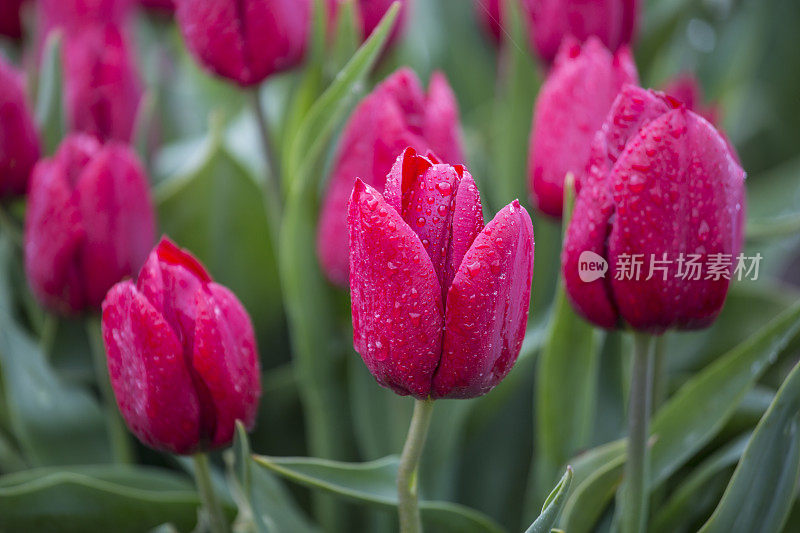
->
[102,237,261,454]
[349,148,534,399]
[38,0,134,32]
[529,0,639,63]
[0,53,41,198]
[24,134,156,314]
[562,85,746,333]
[174,0,310,87]
[326,0,409,46]
[528,36,637,218]
[318,68,464,286]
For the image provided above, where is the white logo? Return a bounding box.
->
[578,251,608,282]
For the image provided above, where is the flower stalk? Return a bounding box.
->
[193,452,229,533]
[397,399,435,533]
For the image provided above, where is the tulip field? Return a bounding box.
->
[2,0,800,532]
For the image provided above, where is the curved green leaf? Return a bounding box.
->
[526,467,573,533]
[0,466,203,533]
[252,455,505,533]
[700,358,800,533]
[560,455,624,533]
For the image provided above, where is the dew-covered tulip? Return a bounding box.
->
[101,237,261,454]
[326,0,409,45]
[0,0,28,39]
[529,0,639,63]
[174,0,310,87]
[24,134,155,314]
[528,37,637,218]
[318,68,464,286]
[562,85,746,333]
[349,148,534,399]
[0,53,41,198]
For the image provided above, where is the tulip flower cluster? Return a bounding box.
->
[0,54,40,198]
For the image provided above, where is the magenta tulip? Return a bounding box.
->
[318,68,464,286]
[349,148,534,399]
[529,0,639,63]
[528,36,637,218]
[102,237,261,454]
[174,0,310,87]
[0,53,41,198]
[38,0,133,33]
[562,85,746,333]
[24,134,156,314]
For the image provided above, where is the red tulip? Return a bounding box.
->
[528,37,637,218]
[0,53,41,198]
[24,134,156,314]
[102,237,261,454]
[562,85,746,333]
[349,148,534,399]
[318,68,464,286]
[326,0,409,45]
[529,0,639,63]
[62,24,143,141]
[0,0,28,39]
[174,0,310,87]
[662,73,720,127]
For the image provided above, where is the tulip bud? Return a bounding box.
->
[529,0,639,63]
[562,85,746,333]
[528,37,637,218]
[0,0,28,40]
[0,54,41,198]
[102,237,261,454]
[24,134,156,314]
[174,0,310,87]
[62,24,143,141]
[318,68,464,285]
[326,0,409,45]
[349,148,534,399]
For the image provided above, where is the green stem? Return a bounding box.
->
[621,333,655,533]
[193,453,229,533]
[86,316,134,464]
[250,87,283,241]
[652,335,667,413]
[397,399,435,533]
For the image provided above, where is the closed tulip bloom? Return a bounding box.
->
[24,134,156,314]
[0,54,41,197]
[326,0,409,45]
[62,24,143,141]
[562,85,746,333]
[529,0,639,63]
[349,148,534,399]
[102,238,261,454]
[318,68,464,286]
[175,0,310,87]
[529,36,637,218]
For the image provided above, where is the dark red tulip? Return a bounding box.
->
[0,0,28,39]
[62,24,143,141]
[174,0,310,86]
[529,37,637,218]
[562,85,746,333]
[0,53,41,198]
[326,0,409,46]
[529,0,639,63]
[102,237,261,454]
[349,148,534,399]
[318,68,464,286]
[24,134,156,314]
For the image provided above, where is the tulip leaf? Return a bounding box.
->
[699,358,800,533]
[252,455,505,533]
[556,299,800,531]
[155,118,285,363]
[0,466,203,532]
[34,30,66,155]
[651,433,750,533]
[525,467,573,533]
[227,423,319,533]
[330,0,361,76]
[560,455,624,533]
[0,237,112,466]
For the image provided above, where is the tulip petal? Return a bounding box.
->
[433,200,534,399]
[23,160,86,314]
[0,55,41,197]
[608,108,745,332]
[349,180,443,399]
[102,281,201,454]
[445,168,484,292]
[192,283,261,448]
